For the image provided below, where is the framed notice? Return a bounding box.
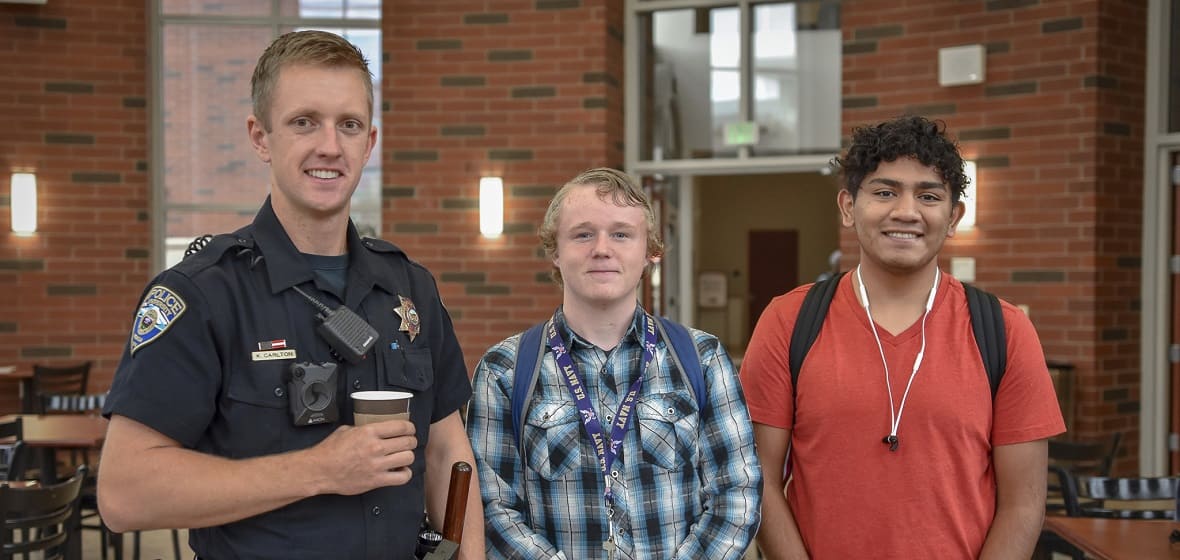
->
[698,271,727,309]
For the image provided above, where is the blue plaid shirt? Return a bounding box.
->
[468,307,762,560]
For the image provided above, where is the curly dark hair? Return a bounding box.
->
[831,116,968,204]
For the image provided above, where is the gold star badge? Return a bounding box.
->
[394,295,421,342]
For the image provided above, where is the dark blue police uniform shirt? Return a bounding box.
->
[103,197,471,560]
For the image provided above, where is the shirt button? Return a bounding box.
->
[610,470,619,478]
[352,379,362,390]
[606,415,613,423]
[372,506,382,516]
[273,387,284,398]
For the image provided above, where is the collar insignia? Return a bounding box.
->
[394,295,421,342]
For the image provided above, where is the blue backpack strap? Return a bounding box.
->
[655,317,707,413]
[964,283,1007,397]
[788,272,845,395]
[511,321,549,450]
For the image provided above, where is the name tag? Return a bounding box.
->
[251,349,297,361]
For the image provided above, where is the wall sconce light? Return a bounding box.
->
[10,172,37,236]
[960,161,977,231]
[479,176,504,238]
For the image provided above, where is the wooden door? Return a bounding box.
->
[748,230,798,338]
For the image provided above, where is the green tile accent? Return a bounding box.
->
[842,96,878,109]
[417,39,462,50]
[986,0,1038,10]
[21,347,73,358]
[125,248,150,259]
[394,223,439,234]
[71,172,121,183]
[442,198,478,210]
[536,0,580,9]
[1103,387,1129,402]
[1011,270,1065,283]
[383,186,415,198]
[503,223,534,235]
[45,82,94,94]
[985,41,1011,54]
[1084,75,1119,89]
[974,155,1010,168]
[959,127,1011,141]
[441,125,486,137]
[449,309,464,320]
[1042,17,1083,33]
[48,284,97,296]
[0,260,43,271]
[583,97,607,109]
[392,151,439,162]
[512,86,556,98]
[582,72,619,86]
[535,271,553,284]
[1116,256,1140,268]
[854,25,903,40]
[135,160,148,172]
[137,211,149,221]
[123,97,147,108]
[45,133,94,145]
[1116,401,1140,414]
[489,149,533,161]
[464,13,509,24]
[382,100,390,112]
[985,82,1037,97]
[905,103,956,116]
[843,41,877,55]
[441,75,486,87]
[1101,328,1128,342]
[1103,121,1131,136]
[466,284,511,295]
[512,185,556,197]
[14,17,66,29]
[0,322,15,334]
[440,272,487,283]
[489,49,532,62]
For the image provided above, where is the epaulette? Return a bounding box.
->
[360,237,406,256]
[172,233,256,275]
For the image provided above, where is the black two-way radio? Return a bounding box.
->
[291,285,379,364]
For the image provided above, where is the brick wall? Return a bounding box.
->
[383,0,625,373]
[0,0,150,410]
[839,0,1144,471]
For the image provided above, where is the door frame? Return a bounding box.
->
[1140,0,1180,475]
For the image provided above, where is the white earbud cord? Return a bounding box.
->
[857,265,940,447]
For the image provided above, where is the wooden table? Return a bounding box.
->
[0,414,106,560]
[1044,516,1180,560]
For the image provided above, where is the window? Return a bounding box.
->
[154,1,382,268]
[628,0,840,173]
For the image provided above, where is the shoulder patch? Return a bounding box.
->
[130,285,187,355]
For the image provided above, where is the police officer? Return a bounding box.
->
[97,31,485,560]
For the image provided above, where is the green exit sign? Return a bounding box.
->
[723,121,760,147]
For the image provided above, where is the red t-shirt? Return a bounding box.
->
[740,273,1065,558]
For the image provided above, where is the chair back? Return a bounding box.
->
[29,362,91,414]
[1069,476,1180,519]
[0,465,86,559]
[1046,432,1121,515]
[0,418,26,482]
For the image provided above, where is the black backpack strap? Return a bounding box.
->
[789,272,845,394]
[964,283,1007,398]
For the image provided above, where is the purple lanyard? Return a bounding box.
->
[548,313,658,500]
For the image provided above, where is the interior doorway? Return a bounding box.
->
[748,230,799,335]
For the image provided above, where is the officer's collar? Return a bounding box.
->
[250,197,397,300]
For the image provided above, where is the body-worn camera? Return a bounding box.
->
[286,361,339,426]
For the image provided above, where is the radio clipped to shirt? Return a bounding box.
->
[291,285,379,364]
